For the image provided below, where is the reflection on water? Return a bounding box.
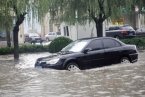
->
[0,52,145,97]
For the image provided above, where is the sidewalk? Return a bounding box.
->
[0,41,51,48]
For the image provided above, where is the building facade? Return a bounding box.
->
[41,13,145,40]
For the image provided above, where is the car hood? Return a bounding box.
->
[37,51,77,62]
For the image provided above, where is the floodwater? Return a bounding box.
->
[0,51,145,97]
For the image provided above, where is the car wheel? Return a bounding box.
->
[66,62,80,71]
[120,57,130,64]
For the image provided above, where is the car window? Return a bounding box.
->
[29,34,39,37]
[61,40,90,52]
[57,32,61,35]
[109,27,120,30]
[122,26,134,30]
[103,39,121,49]
[48,33,52,35]
[86,39,103,51]
[52,33,55,35]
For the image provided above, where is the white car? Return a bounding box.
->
[24,33,43,44]
[45,32,61,41]
[136,27,145,36]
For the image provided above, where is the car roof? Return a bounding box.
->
[78,37,125,46]
[78,37,116,41]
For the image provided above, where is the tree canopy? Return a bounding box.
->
[47,0,145,37]
[48,0,145,23]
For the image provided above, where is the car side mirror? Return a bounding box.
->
[83,48,92,54]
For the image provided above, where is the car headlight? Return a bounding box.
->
[46,58,60,64]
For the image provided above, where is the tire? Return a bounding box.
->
[66,62,80,71]
[120,57,130,64]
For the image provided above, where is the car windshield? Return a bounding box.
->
[48,32,55,35]
[61,40,90,53]
[121,26,134,30]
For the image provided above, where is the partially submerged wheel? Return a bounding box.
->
[120,57,130,64]
[66,62,80,71]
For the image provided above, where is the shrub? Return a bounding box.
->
[48,37,73,53]
[0,47,13,55]
[19,45,49,53]
[121,37,145,49]
[0,45,49,55]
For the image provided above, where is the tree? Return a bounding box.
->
[0,0,51,60]
[47,0,145,37]
[0,1,13,47]
[47,0,124,37]
[129,0,145,30]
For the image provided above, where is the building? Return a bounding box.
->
[40,12,145,41]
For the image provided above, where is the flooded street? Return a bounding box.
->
[0,51,145,97]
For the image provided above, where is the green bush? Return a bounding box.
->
[0,45,49,55]
[0,37,73,55]
[121,37,145,49]
[48,37,73,53]
[0,47,13,55]
[1,37,144,55]
[19,45,49,53]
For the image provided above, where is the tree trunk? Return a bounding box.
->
[13,13,26,60]
[95,20,103,37]
[13,25,19,60]
[6,28,11,47]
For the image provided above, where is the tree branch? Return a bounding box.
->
[98,0,106,19]
[102,1,112,21]
[16,12,27,26]
[13,4,19,17]
[88,9,98,22]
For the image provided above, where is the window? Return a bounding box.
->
[57,32,61,35]
[86,39,103,51]
[61,40,89,52]
[48,32,52,35]
[121,26,134,30]
[103,39,121,48]
[109,26,120,30]
[64,26,69,36]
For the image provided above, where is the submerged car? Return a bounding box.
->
[35,37,138,71]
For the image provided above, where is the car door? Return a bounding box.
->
[102,38,123,65]
[79,39,105,69]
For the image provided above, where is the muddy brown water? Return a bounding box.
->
[0,52,145,97]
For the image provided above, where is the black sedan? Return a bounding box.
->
[35,37,138,71]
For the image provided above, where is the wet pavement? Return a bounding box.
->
[0,51,145,97]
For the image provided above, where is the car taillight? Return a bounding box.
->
[121,30,128,35]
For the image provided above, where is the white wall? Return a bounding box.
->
[60,21,97,40]
[18,23,25,43]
